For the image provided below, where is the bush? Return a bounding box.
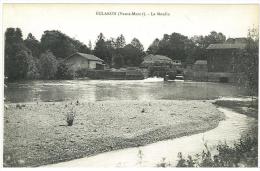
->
[75,68,89,78]
[66,109,75,126]
[56,62,75,80]
[175,135,258,167]
[156,134,258,167]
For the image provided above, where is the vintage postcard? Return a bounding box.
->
[1,2,259,168]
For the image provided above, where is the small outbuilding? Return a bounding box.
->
[65,52,105,71]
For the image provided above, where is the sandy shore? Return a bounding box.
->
[4,100,224,167]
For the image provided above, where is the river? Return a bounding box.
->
[5,78,256,167]
[5,78,249,103]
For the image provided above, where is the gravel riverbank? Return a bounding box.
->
[4,100,225,167]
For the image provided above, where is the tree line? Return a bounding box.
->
[4,28,147,81]
[5,28,93,81]
[4,27,258,93]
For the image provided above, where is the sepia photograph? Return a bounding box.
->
[1,1,259,168]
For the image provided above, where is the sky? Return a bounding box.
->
[3,3,259,50]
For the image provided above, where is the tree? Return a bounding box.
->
[147,38,160,54]
[107,34,126,67]
[94,33,106,58]
[25,50,40,80]
[115,34,126,48]
[105,38,117,65]
[204,31,226,46]
[88,40,92,50]
[189,31,227,62]
[71,39,91,54]
[230,26,258,98]
[41,30,76,58]
[40,30,91,59]
[15,28,23,38]
[192,31,226,48]
[106,38,116,49]
[112,53,124,68]
[131,38,144,51]
[5,28,24,58]
[242,27,258,96]
[183,39,197,65]
[247,26,259,42]
[94,33,112,64]
[39,51,58,79]
[24,33,41,58]
[4,28,33,80]
[156,32,189,62]
[78,44,91,54]
[7,50,30,80]
[122,44,145,66]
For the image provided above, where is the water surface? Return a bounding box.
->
[5,78,248,103]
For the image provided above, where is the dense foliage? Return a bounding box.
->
[147,31,226,65]
[41,30,91,59]
[39,51,58,80]
[56,62,75,80]
[93,33,145,68]
[231,28,259,95]
[243,32,258,96]
[24,33,41,58]
[4,28,92,81]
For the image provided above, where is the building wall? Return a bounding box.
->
[92,61,104,70]
[192,64,208,71]
[184,48,244,83]
[207,49,235,72]
[184,68,240,83]
[65,54,89,71]
[89,61,96,69]
[65,54,104,71]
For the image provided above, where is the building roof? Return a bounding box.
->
[207,43,246,50]
[226,37,247,44]
[194,60,207,65]
[66,52,104,62]
[142,54,173,64]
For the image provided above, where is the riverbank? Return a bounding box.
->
[213,98,258,119]
[46,107,257,167]
[4,100,224,167]
[171,99,258,167]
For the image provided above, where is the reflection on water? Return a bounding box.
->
[5,78,248,103]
